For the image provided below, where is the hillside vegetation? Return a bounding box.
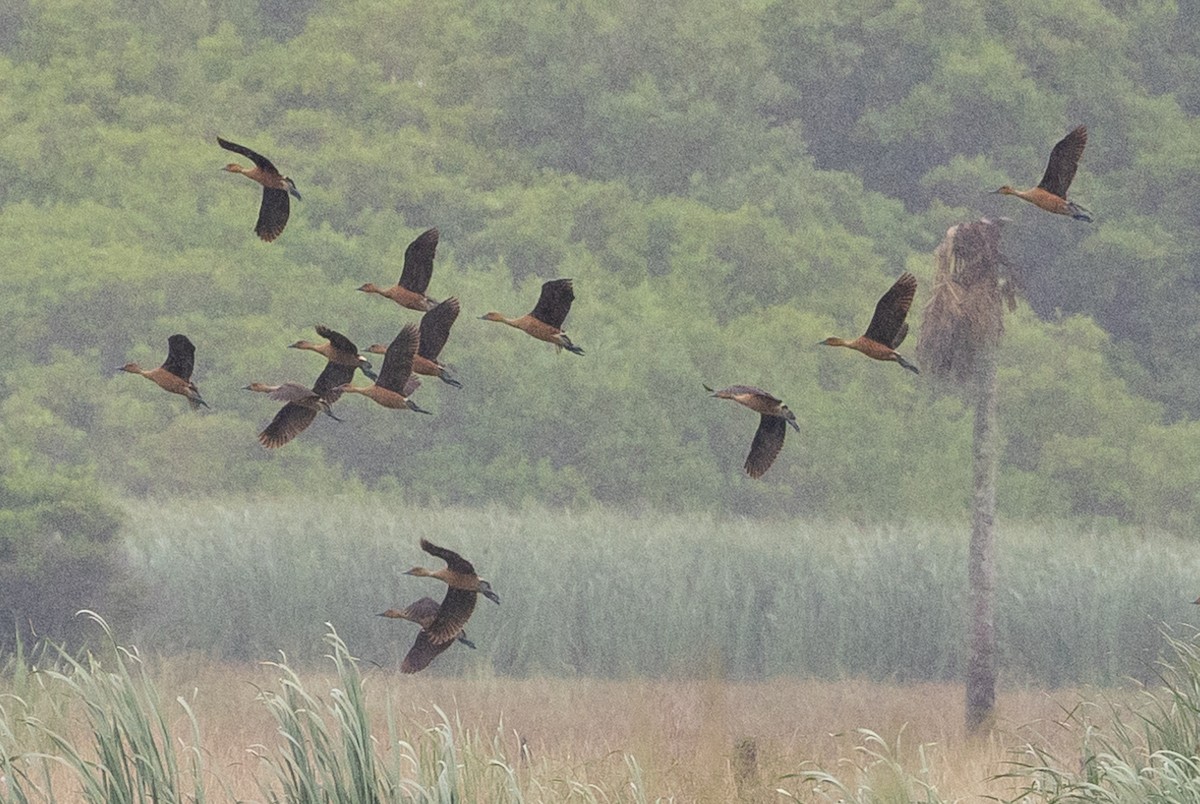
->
[0,0,1199,529]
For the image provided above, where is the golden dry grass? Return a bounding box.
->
[34,656,1100,802]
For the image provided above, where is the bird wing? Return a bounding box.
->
[744,414,787,479]
[397,228,439,294]
[529,279,575,329]
[265,382,319,403]
[863,272,916,347]
[394,596,443,627]
[310,361,355,401]
[255,187,291,242]
[401,629,455,673]
[425,587,478,645]
[418,297,460,360]
[1037,125,1087,199]
[891,322,910,350]
[258,403,318,449]
[722,385,780,403]
[162,334,196,380]
[217,137,281,175]
[314,325,359,358]
[377,323,420,394]
[419,538,477,575]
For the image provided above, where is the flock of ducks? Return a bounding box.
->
[116,127,1092,670]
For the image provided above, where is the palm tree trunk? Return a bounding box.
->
[965,342,998,732]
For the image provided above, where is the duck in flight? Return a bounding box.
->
[218,137,302,242]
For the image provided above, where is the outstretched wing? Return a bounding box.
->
[401,629,456,673]
[425,587,478,645]
[258,403,318,449]
[418,297,460,360]
[255,187,291,242]
[863,272,916,347]
[529,279,575,329]
[311,361,355,402]
[1037,125,1087,199]
[315,325,359,357]
[744,414,786,479]
[217,137,281,175]
[398,228,439,294]
[419,538,476,575]
[162,334,196,380]
[377,324,419,394]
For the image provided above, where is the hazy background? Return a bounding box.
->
[1,0,1199,680]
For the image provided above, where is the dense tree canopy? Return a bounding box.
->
[0,0,1198,532]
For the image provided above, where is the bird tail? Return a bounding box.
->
[895,354,920,375]
[408,399,433,415]
[189,393,209,410]
[457,634,477,650]
[1068,202,1093,223]
[360,364,380,381]
[439,369,463,389]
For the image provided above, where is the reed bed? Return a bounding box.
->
[120,499,1200,685]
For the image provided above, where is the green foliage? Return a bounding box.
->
[0,0,1197,530]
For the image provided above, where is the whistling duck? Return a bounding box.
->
[288,325,378,380]
[991,125,1092,221]
[403,538,500,648]
[357,228,440,311]
[118,334,208,410]
[366,297,462,388]
[378,596,477,674]
[336,323,431,413]
[480,278,584,354]
[243,373,347,449]
[819,272,920,374]
[705,385,799,478]
[217,137,302,242]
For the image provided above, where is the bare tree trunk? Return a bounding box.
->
[965,342,998,733]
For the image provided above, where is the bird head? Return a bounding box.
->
[479,312,507,322]
[220,163,243,174]
[116,362,141,373]
[990,185,1016,196]
[817,337,846,347]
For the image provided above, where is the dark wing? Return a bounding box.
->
[162,334,196,380]
[255,187,291,242]
[217,137,281,175]
[258,403,318,449]
[376,323,420,394]
[425,587,477,645]
[311,361,356,401]
[723,385,780,403]
[398,228,439,293]
[265,382,319,403]
[1037,125,1087,198]
[393,596,443,628]
[418,297,460,360]
[401,629,455,673]
[419,538,476,575]
[744,414,787,479]
[314,325,359,357]
[863,272,916,347]
[529,279,575,329]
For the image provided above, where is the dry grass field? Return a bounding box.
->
[8,652,1105,802]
